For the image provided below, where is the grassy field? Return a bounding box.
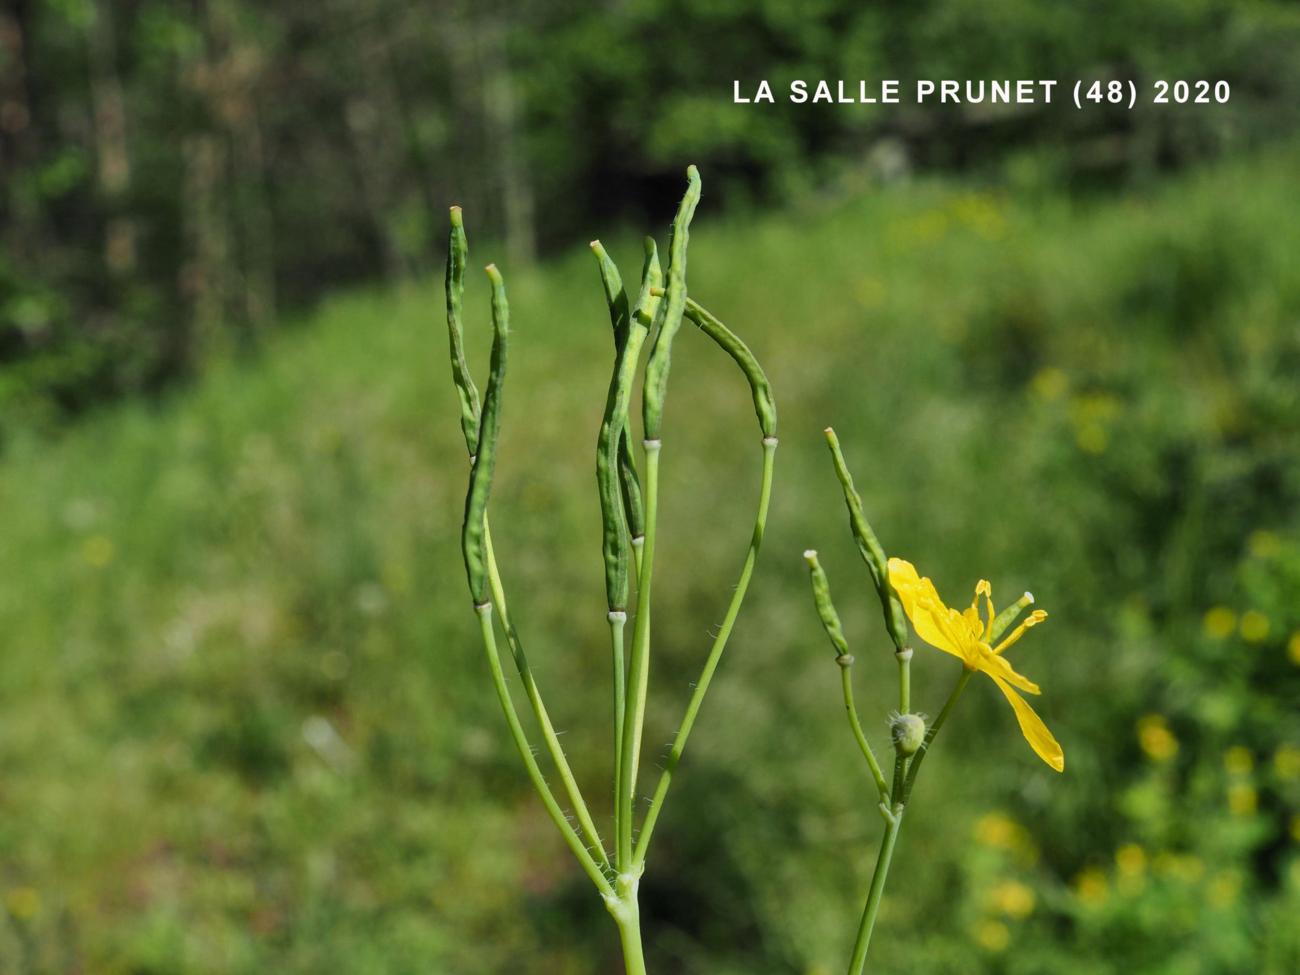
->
[1,147,1298,974]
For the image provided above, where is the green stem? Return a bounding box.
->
[611,899,648,975]
[840,664,889,801]
[634,438,777,866]
[484,519,610,870]
[475,606,613,896]
[610,613,627,860]
[846,811,902,975]
[896,648,911,715]
[902,668,974,804]
[620,441,661,868]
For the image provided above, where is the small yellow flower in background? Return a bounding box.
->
[1227,783,1257,817]
[1030,367,1069,401]
[1288,631,1300,666]
[81,533,115,568]
[1155,852,1205,884]
[1239,610,1270,643]
[1290,814,1300,844]
[1224,746,1254,776]
[888,559,1062,771]
[988,879,1036,919]
[1073,867,1109,907]
[1137,714,1179,762]
[1075,423,1108,455]
[1115,844,1147,879]
[1273,744,1300,781]
[5,886,41,920]
[1202,606,1237,639]
[972,918,1011,952]
[1207,871,1242,908]
[1247,530,1281,559]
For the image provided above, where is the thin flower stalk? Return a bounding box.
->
[803,428,1065,975]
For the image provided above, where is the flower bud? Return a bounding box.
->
[891,713,926,756]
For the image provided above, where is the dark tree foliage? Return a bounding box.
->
[2,0,1299,428]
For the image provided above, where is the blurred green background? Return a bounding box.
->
[3,2,1300,973]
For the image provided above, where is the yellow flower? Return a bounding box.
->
[1137,714,1179,762]
[1073,868,1109,906]
[1273,744,1300,781]
[988,879,1036,919]
[1227,783,1257,817]
[888,558,1062,772]
[1240,610,1270,643]
[1288,632,1300,666]
[1202,606,1237,639]
[973,918,1011,952]
[1223,746,1253,775]
[1115,843,1147,878]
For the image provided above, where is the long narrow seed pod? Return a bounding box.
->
[641,166,702,441]
[446,207,481,456]
[656,293,776,439]
[591,241,639,612]
[823,428,909,652]
[453,233,609,868]
[620,238,662,542]
[461,265,509,606]
[804,549,851,658]
[804,551,891,801]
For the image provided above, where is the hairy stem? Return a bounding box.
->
[619,441,660,868]
[475,605,612,896]
[634,437,777,865]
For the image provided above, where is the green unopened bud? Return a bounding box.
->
[891,713,926,756]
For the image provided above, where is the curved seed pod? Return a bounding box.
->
[642,166,702,440]
[619,239,662,540]
[592,241,651,610]
[823,428,909,651]
[445,207,482,456]
[804,550,851,658]
[461,264,509,605]
[678,296,777,438]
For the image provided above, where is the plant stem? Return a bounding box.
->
[610,613,627,860]
[896,649,911,714]
[475,605,613,896]
[847,810,902,975]
[902,667,973,804]
[619,441,661,868]
[484,519,610,869]
[841,665,890,802]
[634,437,777,865]
[611,899,648,975]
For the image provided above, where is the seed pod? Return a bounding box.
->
[642,166,702,441]
[679,296,776,438]
[445,207,482,457]
[804,550,851,658]
[619,239,661,540]
[591,241,648,610]
[461,264,509,605]
[823,428,909,652]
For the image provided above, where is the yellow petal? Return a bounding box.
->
[990,675,1064,772]
[888,558,971,660]
[992,609,1048,655]
[977,650,1042,694]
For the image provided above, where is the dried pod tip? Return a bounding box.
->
[891,713,926,756]
[449,205,463,226]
